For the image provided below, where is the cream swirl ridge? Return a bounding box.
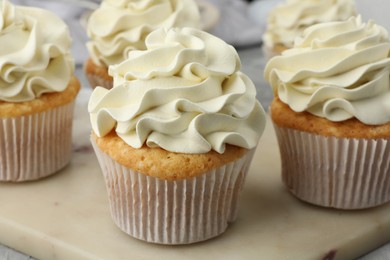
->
[86,0,200,67]
[263,0,356,49]
[89,27,266,154]
[265,16,390,125]
[0,0,74,102]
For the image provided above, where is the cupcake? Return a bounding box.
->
[89,27,266,244]
[0,0,80,182]
[262,0,356,59]
[84,0,201,90]
[264,16,390,209]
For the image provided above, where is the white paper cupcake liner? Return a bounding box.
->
[91,138,255,244]
[273,125,390,209]
[0,101,76,182]
[85,72,113,90]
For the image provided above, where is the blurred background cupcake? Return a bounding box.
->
[89,27,266,244]
[0,0,80,181]
[262,0,357,59]
[264,16,390,209]
[84,0,201,90]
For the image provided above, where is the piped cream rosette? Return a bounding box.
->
[90,27,265,154]
[84,0,201,89]
[263,0,357,52]
[86,0,201,68]
[0,0,74,102]
[265,16,390,125]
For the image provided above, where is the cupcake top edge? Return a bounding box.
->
[86,0,201,67]
[0,0,75,103]
[264,16,390,126]
[88,27,266,155]
[262,0,357,50]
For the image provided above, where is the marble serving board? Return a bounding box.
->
[0,89,389,260]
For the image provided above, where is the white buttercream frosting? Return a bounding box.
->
[263,0,356,49]
[0,0,74,102]
[86,0,201,67]
[265,16,390,125]
[89,27,266,154]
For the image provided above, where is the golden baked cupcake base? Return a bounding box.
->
[0,77,80,182]
[92,131,248,181]
[0,77,80,118]
[271,98,390,139]
[271,98,390,209]
[91,132,255,244]
[84,58,113,90]
[262,43,288,60]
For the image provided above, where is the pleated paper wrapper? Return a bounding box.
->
[91,139,255,244]
[273,125,390,210]
[0,101,76,182]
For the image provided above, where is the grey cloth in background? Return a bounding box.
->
[206,0,286,48]
[206,0,264,47]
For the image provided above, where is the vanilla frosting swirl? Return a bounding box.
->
[263,0,356,49]
[265,16,390,125]
[0,0,74,102]
[89,27,266,154]
[86,0,200,67]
